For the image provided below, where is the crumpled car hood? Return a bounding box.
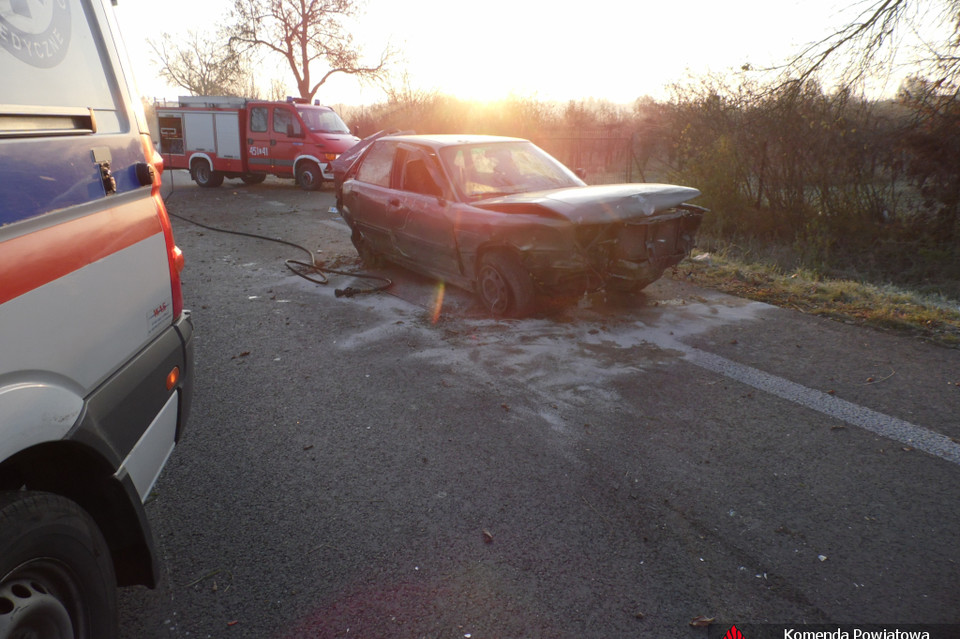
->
[474,183,702,223]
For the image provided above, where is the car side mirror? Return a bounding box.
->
[287,124,304,139]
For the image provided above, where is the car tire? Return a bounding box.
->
[0,491,118,639]
[350,230,383,268]
[477,250,536,318]
[191,161,223,188]
[296,162,322,191]
[241,173,267,185]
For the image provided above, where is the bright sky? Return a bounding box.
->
[112,0,901,105]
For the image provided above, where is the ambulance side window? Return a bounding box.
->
[250,108,268,132]
[0,0,125,134]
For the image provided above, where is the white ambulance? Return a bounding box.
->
[0,0,194,635]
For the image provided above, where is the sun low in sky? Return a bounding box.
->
[114,0,885,105]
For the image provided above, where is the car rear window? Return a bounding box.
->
[1,0,126,134]
[355,141,396,187]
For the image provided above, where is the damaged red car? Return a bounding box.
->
[335,134,706,316]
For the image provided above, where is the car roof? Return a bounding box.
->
[379,134,529,149]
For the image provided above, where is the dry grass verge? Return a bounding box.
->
[669,250,960,348]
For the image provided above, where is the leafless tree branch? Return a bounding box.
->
[228,0,394,101]
[149,30,254,97]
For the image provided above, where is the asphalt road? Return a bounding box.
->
[119,173,960,638]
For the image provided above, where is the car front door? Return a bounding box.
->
[390,145,461,278]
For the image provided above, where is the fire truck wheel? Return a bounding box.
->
[191,161,224,188]
[296,162,323,191]
[0,491,118,639]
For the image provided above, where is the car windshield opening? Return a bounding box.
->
[440,142,583,201]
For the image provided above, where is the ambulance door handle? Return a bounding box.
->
[271,139,277,146]
[98,161,117,195]
[90,147,116,195]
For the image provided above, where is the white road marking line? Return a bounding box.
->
[683,345,960,466]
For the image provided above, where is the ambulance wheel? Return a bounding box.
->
[241,173,266,185]
[191,161,223,188]
[296,162,323,191]
[0,491,118,639]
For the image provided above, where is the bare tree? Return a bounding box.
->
[786,0,960,90]
[150,30,254,97]
[228,0,392,101]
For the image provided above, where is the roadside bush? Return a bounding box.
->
[664,75,959,300]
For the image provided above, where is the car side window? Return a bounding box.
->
[249,107,268,132]
[355,142,396,187]
[401,156,442,197]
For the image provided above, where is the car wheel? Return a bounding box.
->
[477,250,536,318]
[296,162,322,191]
[241,173,266,185]
[350,230,383,268]
[191,161,223,188]
[0,491,118,639]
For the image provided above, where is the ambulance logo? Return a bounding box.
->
[0,0,72,68]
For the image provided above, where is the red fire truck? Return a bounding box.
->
[156,96,359,190]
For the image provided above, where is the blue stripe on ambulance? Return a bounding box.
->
[0,133,145,227]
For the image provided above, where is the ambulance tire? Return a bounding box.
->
[296,161,323,191]
[0,491,118,639]
[191,160,223,188]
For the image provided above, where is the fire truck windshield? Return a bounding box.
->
[297,107,350,134]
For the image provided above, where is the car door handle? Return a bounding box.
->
[388,198,401,207]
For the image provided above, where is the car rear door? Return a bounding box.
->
[344,140,400,256]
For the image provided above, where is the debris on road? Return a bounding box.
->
[689,614,715,627]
